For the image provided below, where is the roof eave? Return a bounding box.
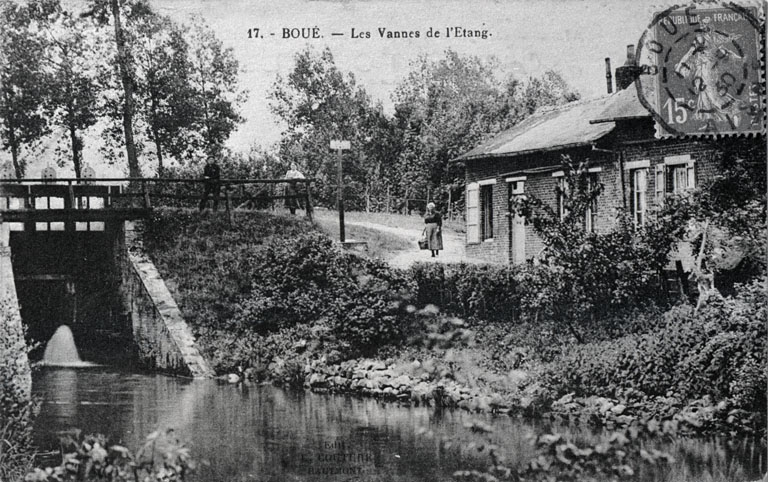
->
[589,115,650,124]
[456,141,598,162]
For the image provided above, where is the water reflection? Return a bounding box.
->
[32,368,762,482]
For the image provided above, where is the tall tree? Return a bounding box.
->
[185,18,245,159]
[32,0,103,177]
[270,46,393,209]
[110,0,140,177]
[0,0,49,178]
[520,70,580,116]
[392,50,510,205]
[132,14,197,175]
[82,0,148,177]
[392,50,580,209]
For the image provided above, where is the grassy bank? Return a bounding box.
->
[140,208,768,480]
[143,209,766,440]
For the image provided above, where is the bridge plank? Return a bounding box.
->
[0,207,151,222]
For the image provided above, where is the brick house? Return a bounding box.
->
[457,81,762,265]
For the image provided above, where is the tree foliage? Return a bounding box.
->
[513,156,673,341]
[31,0,104,177]
[270,46,395,209]
[392,50,580,210]
[652,141,766,302]
[0,0,49,177]
[131,13,196,175]
[270,47,581,212]
[0,0,245,178]
[184,17,246,161]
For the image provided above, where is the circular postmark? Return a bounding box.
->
[634,3,763,137]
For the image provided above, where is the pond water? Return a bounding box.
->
[33,367,764,482]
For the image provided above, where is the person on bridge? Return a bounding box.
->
[199,157,221,212]
[284,163,305,215]
[424,202,443,258]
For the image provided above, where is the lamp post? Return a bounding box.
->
[330,140,351,242]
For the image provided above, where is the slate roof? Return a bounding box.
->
[457,87,651,162]
[590,82,654,124]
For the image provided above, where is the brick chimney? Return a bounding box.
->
[605,58,613,94]
[614,44,638,90]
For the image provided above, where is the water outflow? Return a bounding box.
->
[42,325,92,367]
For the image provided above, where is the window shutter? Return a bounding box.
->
[654,164,665,202]
[686,161,696,189]
[558,178,568,220]
[466,182,479,243]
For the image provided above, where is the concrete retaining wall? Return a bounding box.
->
[118,222,214,378]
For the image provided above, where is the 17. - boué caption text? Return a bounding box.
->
[247,26,491,40]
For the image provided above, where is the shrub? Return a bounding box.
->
[25,429,195,482]
[675,278,767,410]
[541,279,767,414]
[410,262,519,323]
[230,231,417,356]
[145,210,421,369]
[143,208,311,332]
[512,156,673,341]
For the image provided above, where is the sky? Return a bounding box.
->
[152,0,656,152]
[5,0,663,176]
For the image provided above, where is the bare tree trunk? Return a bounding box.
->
[69,123,82,178]
[111,0,140,178]
[692,220,720,313]
[8,127,21,178]
[154,136,164,177]
[149,90,164,176]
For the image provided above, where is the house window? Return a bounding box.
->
[557,173,598,231]
[669,164,695,193]
[631,168,648,226]
[656,156,696,202]
[480,184,493,240]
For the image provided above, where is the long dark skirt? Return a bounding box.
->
[425,223,443,250]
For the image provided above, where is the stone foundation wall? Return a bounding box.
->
[117,222,213,378]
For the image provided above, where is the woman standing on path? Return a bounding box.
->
[424,202,443,258]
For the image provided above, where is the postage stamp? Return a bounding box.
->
[635,3,764,137]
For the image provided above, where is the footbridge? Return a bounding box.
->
[0,177,314,378]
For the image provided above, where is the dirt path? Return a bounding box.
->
[343,220,485,269]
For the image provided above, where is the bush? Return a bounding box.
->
[410,262,519,323]
[541,278,767,413]
[143,208,311,332]
[230,231,417,356]
[145,212,420,368]
[0,301,34,480]
[676,279,767,409]
[25,430,195,482]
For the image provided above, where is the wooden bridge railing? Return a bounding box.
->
[0,177,315,223]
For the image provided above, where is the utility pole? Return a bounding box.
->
[330,140,351,242]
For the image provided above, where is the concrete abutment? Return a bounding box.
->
[3,219,212,378]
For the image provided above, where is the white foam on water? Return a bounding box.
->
[41,325,98,367]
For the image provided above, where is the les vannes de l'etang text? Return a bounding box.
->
[349,26,490,39]
[249,26,490,39]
